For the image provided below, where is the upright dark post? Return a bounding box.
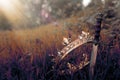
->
[89,13,103,80]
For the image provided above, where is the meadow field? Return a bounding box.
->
[0,0,120,80]
[0,17,119,80]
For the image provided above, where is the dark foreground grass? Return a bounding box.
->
[0,37,119,80]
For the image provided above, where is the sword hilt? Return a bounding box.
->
[94,13,103,45]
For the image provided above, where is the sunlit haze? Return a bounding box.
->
[0,0,12,10]
[0,0,26,29]
[0,0,93,29]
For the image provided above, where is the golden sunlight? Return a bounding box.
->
[0,0,28,29]
[0,0,13,11]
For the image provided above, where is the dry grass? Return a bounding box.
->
[0,21,77,59]
[0,15,119,80]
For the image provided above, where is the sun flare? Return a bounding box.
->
[0,0,13,11]
[0,0,26,29]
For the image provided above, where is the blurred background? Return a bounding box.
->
[0,0,119,30]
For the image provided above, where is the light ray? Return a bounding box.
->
[0,0,13,11]
[0,0,30,29]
